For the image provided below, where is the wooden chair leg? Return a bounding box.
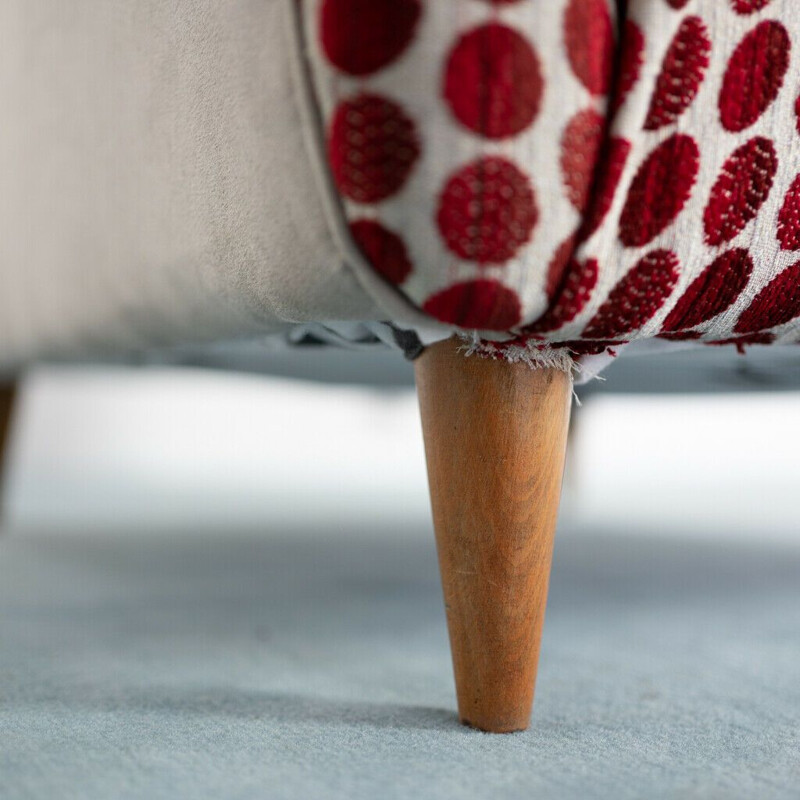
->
[0,384,17,487]
[415,338,572,733]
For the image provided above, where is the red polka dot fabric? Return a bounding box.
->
[302,0,800,362]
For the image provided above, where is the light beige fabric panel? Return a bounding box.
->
[0,0,382,371]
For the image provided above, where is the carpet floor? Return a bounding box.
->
[1,526,798,799]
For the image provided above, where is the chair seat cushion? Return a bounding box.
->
[303,0,800,363]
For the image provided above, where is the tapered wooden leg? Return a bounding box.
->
[0,385,16,477]
[0,385,17,521]
[415,338,572,733]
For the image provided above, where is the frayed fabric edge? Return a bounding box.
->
[456,334,595,403]
[456,333,577,374]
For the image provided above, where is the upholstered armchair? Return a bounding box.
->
[1,0,799,732]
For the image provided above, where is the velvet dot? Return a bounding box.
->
[719,21,790,133]
[665,0,691,8]
[443,23,543,140]
[795,94,800,136]
[730,0,771,14]
[320,0,421,76]
[619,135,700,248]
[545,236,577,299]
[644,17,711,131]
[564,0,615,96]
[735,261,800,332]
[704,137,777,247]
[777,175,800,251]
[525,257,600,334]
[328,94,420,204]
[350,220,413,285]
[661,249,754,331]
[437,157,538,264]
[613,21,645,113]
[580,137,632,241]
[561,109,605,213]
[422,280,522,330]
[583,250,680,338]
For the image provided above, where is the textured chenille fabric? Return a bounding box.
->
[304,0,800,363]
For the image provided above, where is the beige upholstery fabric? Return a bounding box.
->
[0,0,393,372]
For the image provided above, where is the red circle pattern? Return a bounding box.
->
[730,0,771,14]
[564,0,615,96]
[443,23,543,140]
[328,94,420,204]
[320,0,421,77]
[662,249,754,332]
[704,138,778,247]
[525,257,600,334]
[561,109,605,213]
[583,250,681,339]
[349,220,413,285]
[437,157,538,265]
[734,261,800,333]
[317,1,800,351]
[777,175,800,252]
[422,280,522,330]
[643,16,711,131]
[619,134,700,248]
[719,21,790,134]
[544,235,578,301]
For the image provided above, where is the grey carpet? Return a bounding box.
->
[1,526,798,800]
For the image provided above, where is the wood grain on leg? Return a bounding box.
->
[0,385,17,522]
[415,338,572,733]
[0,385,16,474]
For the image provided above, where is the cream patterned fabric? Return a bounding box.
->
[302,0,800,363]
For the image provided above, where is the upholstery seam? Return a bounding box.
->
[282,0,449,333]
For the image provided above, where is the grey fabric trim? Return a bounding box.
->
[390,326,426,360]
[284,322,423,360]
